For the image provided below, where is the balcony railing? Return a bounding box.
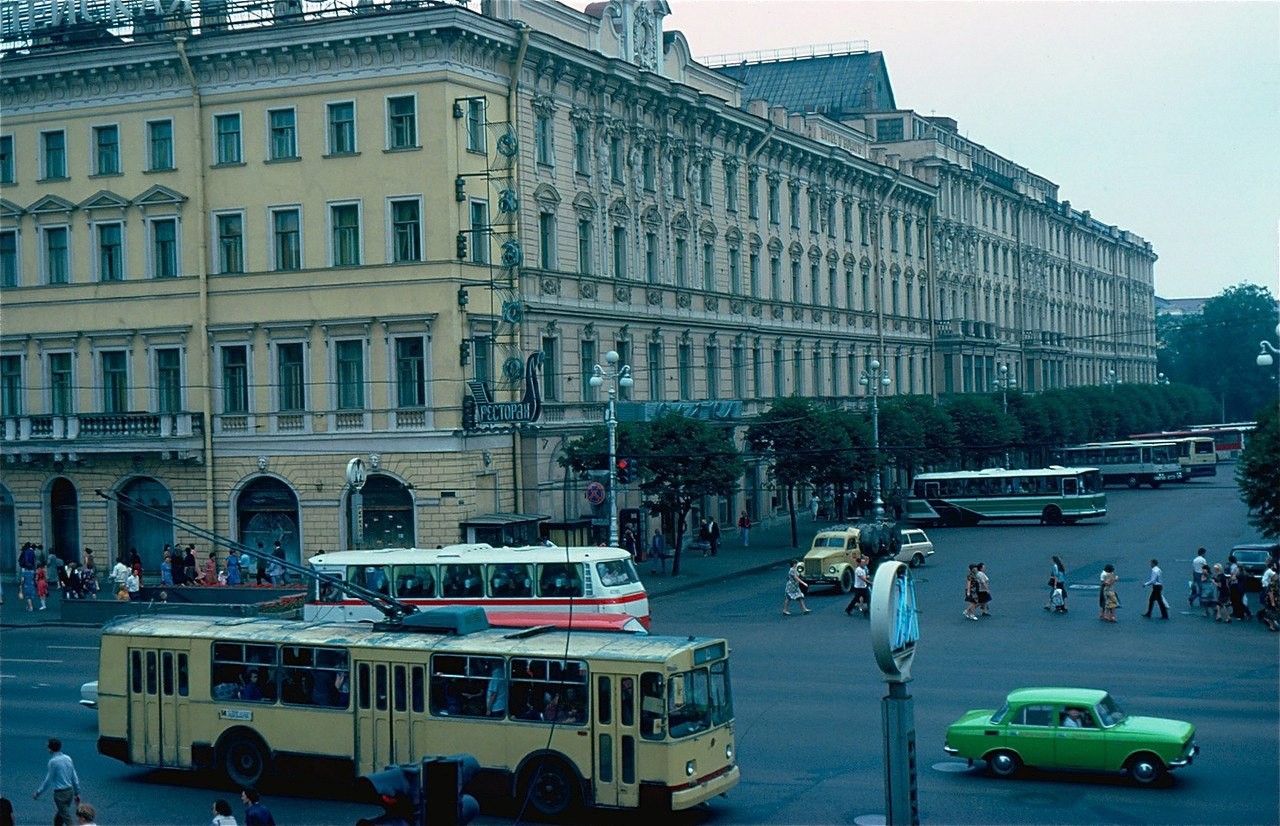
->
[2,412,205,459]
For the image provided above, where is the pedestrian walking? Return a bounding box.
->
[35,564,49,610]
[649,530,670,575]
[1099,564,1119,622]
[110,557,130,593]
[255,543,268,585]
[1189,547,1208,606]
[974,562,992,616]
[241,788,276,826]
[183,545,199,585]
[844,556,871,616]
[707,518,721,557]
[33,737,81,826]
[160,550,175,588]
[810,493,820,521]
[1211,563,1232,622]
[1044,555,1067,611]
[782,561,811,615]
[125,569,141,601]
[1142,558,1169,619]
[21,563,36,611]
[1227,554,1252,620]
[226,548,242,586]
[268,542,286,585]
[697,519,711,557]
[963,564,980,621]
[737,510,751,546]
[210,798,238,826]
[203,552,219,586]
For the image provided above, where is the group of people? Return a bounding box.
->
[1188,547,1280,630]
[16,544,100,610]
[963,562,993,620]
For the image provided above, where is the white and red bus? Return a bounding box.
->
[1131,423,1255,462]
[304,544,650,628]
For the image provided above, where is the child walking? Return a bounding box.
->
[35,564,49,610]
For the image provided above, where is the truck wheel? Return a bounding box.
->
[839,568,855,594]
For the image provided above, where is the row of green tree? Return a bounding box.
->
[561,382,1222,573]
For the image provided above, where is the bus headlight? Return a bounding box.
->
[686,759,696,776]
[725,744,733,760]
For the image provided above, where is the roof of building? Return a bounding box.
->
[714,51,897,117]
[1155,296,1209,315]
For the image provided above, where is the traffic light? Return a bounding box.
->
[455,176,467,202]
[425,754,481,826]
[459,339,471,366]
[456,232,468,259]
[616,457,632,485]
[356,763,422,826]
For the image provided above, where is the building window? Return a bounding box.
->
[272,208,301,271]
[845,269,855,310]
[725,165,738,213]
[0,135,13,183]
[335,340,365,410]
[705,344,718,400]
[678,343,692,401]
[277,342,305,412]
[101,350,128,413]
[42,131,67,179]
[155,347,182,413]
[702,242,715,291]
[891,218,899,252]
[215,213,244,274]
[387,96,418,149]
[768,179,780,224]
[843,202,854,242]
[642,145,655,191]
[214,114,241,164]
[904,222,913,256]
[43,226,70,285]
[0,355,20,417]
[810,262,820,304]
[647,341,663,401]
[573,124,589,175]
[752,342,763,397]
[609,136,623,182]
[0,230,18,287]
[539,212,557,270]
[699,160,712,206]
[394,337,426,409]
[577,218,592,275]
[773,346,784,396]
[862,272,871,311]
[147,218,177,279]
[330,203,361,266]
[49,352,73,415]
[472,335,492,385]
[615,340,632,400]
[770,255,781,300]
[466,98,487,153]
[221,346,248,414]
[674,237,687,286]
[732,344,745,399]
[612,226,627,279]
[96,223,124,282]
[541,337,559,401]
[729,248,741,294]
[748,173,759,219]
[327,103,356,155]
[749,251,760,295]
[390,199,422,263]
[790,259,801,303]
[789,186,800,230]
[580,340,597,402]
[94,125,120,175]
[793,350,804,395]
[808,191,819,233]
[813,349,823,396]
[828,266,838,308]
[671,154,684,198]
[536,113,554,166]
[147,120,174,171]
[268,109,297,160]
[892,278,900,314]
[860,208,869,246]
[876,117,904,141]
[645,232,658,284]
[469,201,489,265]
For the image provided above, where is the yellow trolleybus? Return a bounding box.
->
[94,610,738,816]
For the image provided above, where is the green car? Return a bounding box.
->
[944,687,1198,785]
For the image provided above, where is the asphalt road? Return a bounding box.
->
[2,477,1276,825]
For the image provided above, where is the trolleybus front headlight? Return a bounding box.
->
[725,744,733,760]
[686,759,696,776]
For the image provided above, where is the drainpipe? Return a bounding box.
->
[175,37,215,532]
[507,23,530,512]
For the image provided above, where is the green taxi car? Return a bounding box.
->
[944,687,1198,785]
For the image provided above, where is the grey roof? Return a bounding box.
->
[714,51,897,118]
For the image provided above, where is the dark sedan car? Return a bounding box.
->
[1232,543,1278,592]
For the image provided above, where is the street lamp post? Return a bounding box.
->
[1104,368,1117,392]
[1155,373,1170,386]
[860,358,892,521]
[590,350,633,547]
[993,364,1016,468]
[1257,323,1280,384]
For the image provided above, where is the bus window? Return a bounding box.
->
[411,666,425,713]
[375,664,388,711]
[441,564,483,598]
[357,663,371,710]
[394,665,407,712]
[640,673,664,739]
[162,652,174,696]
[430,654,504,718]
[667,669,712,738]
[488,563,533,598]
[597,676,612,725]
[393,565,435,598]
[537,563,583,597]
[924,482,940,498]
[212,642,278,703]
[146,651,158,695]
[177,653,189,697]
[596,559,637,588]
[1063,477,1078,495]
[130,651,142,694]
[508,657,588,725]
[620,677,635,727]
[349,565,390,595]
[315,575,344,603]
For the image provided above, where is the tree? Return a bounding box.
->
[880,395,956,475]
[815,410,871,520]
[1237,403,1280,538]
[636,412,743,577]
[941,394,1019,469]
[746,397,838,547]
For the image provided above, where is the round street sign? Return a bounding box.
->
[346,457,368,491]
[585,481,606,505]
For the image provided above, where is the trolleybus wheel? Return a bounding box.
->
[1126,475,1140,489]
[218,729,268,788]
[521,757,580,818]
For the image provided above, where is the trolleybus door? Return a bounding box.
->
[126,648,189,767]
[354,661,425,774]
[593,673,640,808]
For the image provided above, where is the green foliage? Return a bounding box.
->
[746,397,839,546]
[1237,403,1280,538]
[879,396,955,475]
[558,424,642,476]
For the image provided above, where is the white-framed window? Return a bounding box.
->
[153,346,184,413]
[328,201,362,266]
[580,339,597,402]
[148,217,180,278]
[770,255,781,299]
[644,232,658,284]
[94,222,125,282]
[46,350,75,415]
[702,242,715,291]
[0,134,14,183]
[41,130,67,179]
[333,339,367,410]
[536,113,554,166]
[647,340,663,401]
[327,101,357,156]
[466,98,487,153]
[219,344,250,414]
[392,335,428,409]
[577,218,592,275]
[0,229,20,288]
[147,119,174,171]
[539,212,557,270]
[768,179,780,224]
[93,124,120,175]
[725,164,738,213]
[386,95,418,149]
[213,112,242,164]
[729,248,741,294]
[274,341,307,413]
[212,211,244,274]
[678,343,692,400]
[705,343,719,400]
[270,206,302,271]
[469,200,489,265]
[573,123,590,175]
[40,225,71,285]
[0,353,22,417]
[99,349,129,413]
[749,251,760,295]
[674,236,687,286]
[388,197,423,263]
[267,108,298,160]
[612,226,627,279]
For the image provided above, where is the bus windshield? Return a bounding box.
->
[667,660,733,739]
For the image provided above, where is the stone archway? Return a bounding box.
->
[117,477,173,569]
[0,483,15,572]
[49,477,81,563]
[237,477,301,569]
[346,474,414,549]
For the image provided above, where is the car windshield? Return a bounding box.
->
[1095,694,1125,727]
[991,701,1010,724]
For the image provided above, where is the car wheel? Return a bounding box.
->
[839,567,855,594]
[910,553,925,568]
[1041,505,1063,526]
[1126,475,1140,489]
[987,750,1022,778]
[1126,753,1166,786]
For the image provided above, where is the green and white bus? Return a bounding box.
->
[906,467,1107,526]
[1053,440,1182,489]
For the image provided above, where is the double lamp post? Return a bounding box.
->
[590,350,633,547]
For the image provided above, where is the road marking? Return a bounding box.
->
[1,658,63,664]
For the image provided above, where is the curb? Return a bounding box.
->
[644,555,795,599]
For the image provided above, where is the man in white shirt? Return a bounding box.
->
[1190,548,1208,606]
[844,558,871,616]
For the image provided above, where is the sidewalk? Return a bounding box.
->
[0,515,825,627]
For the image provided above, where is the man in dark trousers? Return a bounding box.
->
[33,737,81,826]
[707,518,721,557]
[1142,558,1169,619]
[254,542,268,585]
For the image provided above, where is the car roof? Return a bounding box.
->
[1006,687,1109,705]
[1232,543,1278,553]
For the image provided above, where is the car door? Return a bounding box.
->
[1006,704,1057,768]
[1054,705,1107,770]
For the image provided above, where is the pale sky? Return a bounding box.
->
[567,0,1280,299]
